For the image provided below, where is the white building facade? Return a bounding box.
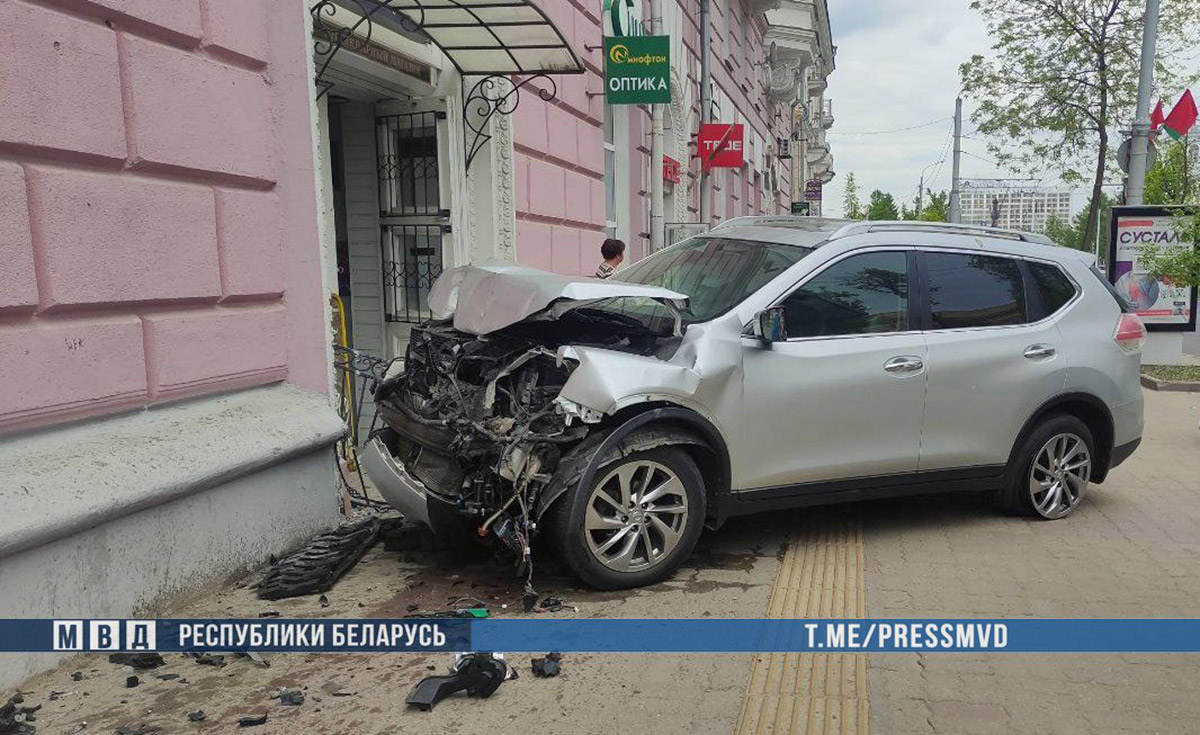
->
[960,180,1072,234]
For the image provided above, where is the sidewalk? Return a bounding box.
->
[9,389,1200,734]
[13,514,785,734]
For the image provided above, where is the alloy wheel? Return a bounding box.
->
[1028,432,1090,519]
[584,460,690,572]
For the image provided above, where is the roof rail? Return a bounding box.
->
[710,215,852,232]
[828,220,1055,246]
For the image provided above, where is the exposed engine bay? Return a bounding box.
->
[371,309,681,591]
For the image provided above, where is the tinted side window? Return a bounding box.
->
[782,251,909,338]
[1028,262,1077,318]
[925,252,1025,329]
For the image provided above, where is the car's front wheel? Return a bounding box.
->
[1004,414,1094,519]
[550,446,705,590]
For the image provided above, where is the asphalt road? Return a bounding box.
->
[13,388,1200,735]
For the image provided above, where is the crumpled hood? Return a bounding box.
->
[428,263,689,335]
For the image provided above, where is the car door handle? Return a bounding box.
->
[1024,344,1057,360]
[884,356,924,374]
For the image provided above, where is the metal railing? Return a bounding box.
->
[377,110,442,217]
[381,223,444,323]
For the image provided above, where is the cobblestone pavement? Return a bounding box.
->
[10,389,1200,734]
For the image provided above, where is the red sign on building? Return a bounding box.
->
[697,123,745,171]
[663,155,682,183]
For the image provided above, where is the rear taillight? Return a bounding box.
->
[1114,313,1147,353]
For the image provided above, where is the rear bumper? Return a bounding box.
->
[361,437,432,527]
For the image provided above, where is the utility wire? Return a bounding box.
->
[925,126,956,192]
[828,117,952,137]
[961,150,999,166]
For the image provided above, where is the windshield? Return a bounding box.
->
[603,237,813,324]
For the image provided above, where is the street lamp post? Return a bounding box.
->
[917,160,941,218]
[1126,0,1160,206]
[649,0,665,251]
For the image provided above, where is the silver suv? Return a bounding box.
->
[364,218,1145,590]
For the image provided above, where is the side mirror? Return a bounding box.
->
[754,307,787,344]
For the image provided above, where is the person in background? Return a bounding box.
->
[595,238,626,279]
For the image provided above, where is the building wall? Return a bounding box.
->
[510,0,796,276]
[960,187,1073,234]
[511,0,608,274]
[691,0,796,225]
[0,0,331,436]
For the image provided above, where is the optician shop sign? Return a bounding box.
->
[604,35,671,105]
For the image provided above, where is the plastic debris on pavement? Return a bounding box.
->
[256,517,380,601]
[405,653,510,711]
[108,653,164,670]
[531,652,562,678]
[1,693,40,735]
[280,689,305,706]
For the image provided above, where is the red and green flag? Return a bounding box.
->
[1150,99,1165,134]
[1162,90,1197,141]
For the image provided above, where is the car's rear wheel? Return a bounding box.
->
[1004,414,1093,519]
[550,446,705,590]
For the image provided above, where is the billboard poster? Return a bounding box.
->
[1108,206,1198,332]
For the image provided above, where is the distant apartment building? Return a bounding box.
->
[960,181,1072,234]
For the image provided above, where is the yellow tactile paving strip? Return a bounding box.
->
[734,510,870,735]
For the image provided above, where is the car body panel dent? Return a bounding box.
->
[429,263,688,336]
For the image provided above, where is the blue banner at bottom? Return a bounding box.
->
[5,619,1200,654]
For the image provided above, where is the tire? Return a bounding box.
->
[549,446,706,590]
[1002,413,1094,520]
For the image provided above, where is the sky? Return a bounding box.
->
[823,0,1036,216]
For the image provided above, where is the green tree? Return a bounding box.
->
[960,0,1199,254]
[1042,192,1115,259]
[866,190,899,220]
[842,172,864,219]
[920,190,950,222]
[900,202,918,220]
[1145,139,1200,206]
[1141,207,1200,287]
[1044,215,1081,250]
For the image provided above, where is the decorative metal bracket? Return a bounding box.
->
[463,74,557,172]
[311,0,427,98]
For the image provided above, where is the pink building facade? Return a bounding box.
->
[1,0,335,434]
[512,0,835,272]
[0,0,833,686]
[0,0,341,687]
[317,0,833,366]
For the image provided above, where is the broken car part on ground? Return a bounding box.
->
[256,517,381,600]
[362,263,725,592]
[405,652,510,711]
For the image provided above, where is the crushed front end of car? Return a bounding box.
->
[361,264,689,586]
